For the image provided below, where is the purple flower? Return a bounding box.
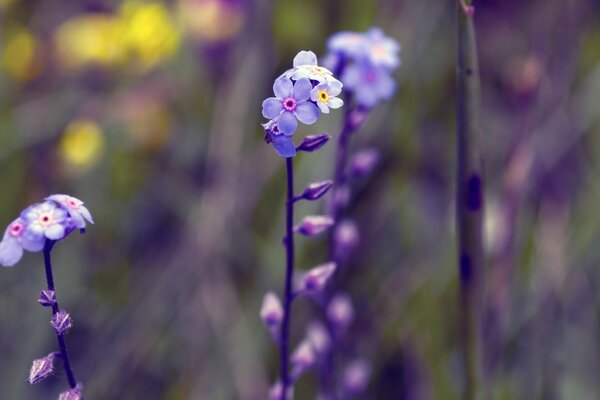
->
[0,218,38,267]
[333,219,360,260]
[364,27,401,69]
[268,381,294,400]
[342,62,395,108]
[260,291,284,327]
[306,322,331,356]
[294,215,334,236]
[28,353,56,384]
[297,262,337,294]
[263,120,296,158]
[291,339,316,376]
[341,360,371,395]
[350,148,380,177]
[310,81,344,114]
[262,77,320,136]
[296,133,330,153]
[327,294,354,333]
[45,194,93,230]
[283,50,339,84]
[300,180,333,201]
[21,202,72,241]
[327,31,368,60]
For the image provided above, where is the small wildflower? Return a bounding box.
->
[284,50,339,84]
[46,194,93,231]
[262,77,320,136]
[300,181,333,201]
[51,310,73,335]
[263,120,296,158]
[21,202,71,241]
[327,294,354,333]
[0,218,35,267]
[342,63,395,108]
[294,215,334,236]
[306,322,331,356]
[364,28,401,69]
[260,292,284,327]
[296,134,330,153]
[38,289,57,307]
[310,81,344,114]
[28,353,56,384]
[268,381,294,400]
[333,220,360,260]
[350,148,380,178]
[341,360,371,395]
[297,262,337,294]
[291,339,316,372]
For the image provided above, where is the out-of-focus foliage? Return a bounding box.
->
[0,0,599,399]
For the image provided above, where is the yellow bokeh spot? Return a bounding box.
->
[0,0,15,10]
[1,24,42,82]
[59,119,105,170]
[119,0,181,69]
[177,0,244,42]
[54,15,126,70]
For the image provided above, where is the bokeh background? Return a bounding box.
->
[1,0,600,398]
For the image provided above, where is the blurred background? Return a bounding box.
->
[1,0,599,398]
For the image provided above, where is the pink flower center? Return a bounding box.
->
[9,222,24,236]
[364,70,377,82]
[38,212,54,227]
[67,199,79,209]
[283,97,297,111]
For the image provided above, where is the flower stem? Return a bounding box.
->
[280,157,295,400]
[43,239,78,389]
[456,1,485,399]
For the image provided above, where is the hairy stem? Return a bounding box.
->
[280,157,295,399]
[43,240,77,389]
[456,2,485,400]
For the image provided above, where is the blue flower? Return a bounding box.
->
[363,28,401,70]
[327,31,368,60]
[326,28,401,71]
[342,62,395,108]
[45,194,93,230]
[310,81,344,114]
[262,120,296,158]
[262,77,320,136]
[21,202,72,241]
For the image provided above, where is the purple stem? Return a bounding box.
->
[43,239,78,389]
[280,157,295,400]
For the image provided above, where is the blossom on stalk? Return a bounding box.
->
[45,194,94,230]
[21,202,72,241]
[310,81,344,114]
[294,215,334,236]
[296,134,330,153]
[297,262,337,294]
[342,63,395,108]
[262,77,319,136]
[0,218,41,267]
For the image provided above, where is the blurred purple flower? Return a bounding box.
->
[310,81,344,114]
[296,133,330,153]
[350,148,380,178]
[341,360,371,395]
[334,219,360,260]
[260,291,284,327]
[262,77,320,136]
[297,262,337,294]
[45,194,93,230]
[342,63,395,108]
[28,353,56,384]
[300,180,333,201]
[291,339,316,375]
[268,381,294,400]
[327,294,354,333]
[364,28,401,69]
[306,321,331,356]
[294,215,334,236]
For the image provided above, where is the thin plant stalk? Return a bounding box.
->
[280,157,296,400]
[456,1,485,399]
[43,239,78,389]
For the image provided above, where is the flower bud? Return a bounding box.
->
[306,322,331,356]
[333,219,360,259]
[260,292,283,327]
[327,294,354,333]
[268,381,294,400]
[291,340,316,373]
[332,185,351,210]
[298,262,337,294]
[341,360,371,395]
[301,181,333,201]
[28,353,56,384]
[51,310,73,335]
[58,383,83,400]
[38,289,56,307]
[294,216,334,236]
[296,134,330,152]
[350,148,379,178]
[348,108,369,130]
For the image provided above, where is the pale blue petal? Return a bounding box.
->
[317,101,330,114]
[70,213,86,229]
[262,98,283,119]
[278,111,298,135]
[341,64,361,89]
[45,224,65,240]
[292,78,312,101]
[293,51,318,67]
[357,86,378,108]
[80,206,94,224]
[327,97,344,109]
[310,87,319,102]
[21,226,45,252]
[272,136,296,158]
[328,80,343,96]
[0,238,23,267]
[294,102,320,125]
[273,77,293,99]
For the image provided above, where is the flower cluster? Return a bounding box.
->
[262,51,344,157]
[0,194,93,267]
[323,28,401,108]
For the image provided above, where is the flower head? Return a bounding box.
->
[310,81,344,114]
[262,77,320,136]
[280,50,340,84]
[45,194,93,231]
[21,202,71,241]
[0,218,35,267]
[342,62,395,108]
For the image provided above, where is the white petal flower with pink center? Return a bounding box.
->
[22,202,70,241]
[46,194,94,230]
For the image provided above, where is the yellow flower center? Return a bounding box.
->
[318,90,329,103]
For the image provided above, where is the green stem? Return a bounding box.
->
[456,2,485,400]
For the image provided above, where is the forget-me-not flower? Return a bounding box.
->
[262,77,320,136]
[342,62,395,108]
[310,81,344,114]
[45,194,94,230]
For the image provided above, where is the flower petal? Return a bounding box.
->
[327,97,344,109]
[293,50,318,67]
[0,238,23,267]
[45,224,65,240]
[20,227,45,252]
[79,206,94,224]
[272,135,297,158]
[341,64,361,89]
[262,98,283,119]
[317,101,330,114]
[292,78,312,101]
[277,111,298,135]
[273,77,293,99]
[328,80,343,96]
[294,102,320,125]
